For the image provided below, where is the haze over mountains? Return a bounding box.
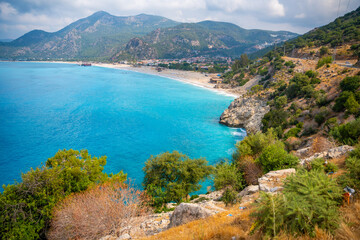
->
[0,11,297,60]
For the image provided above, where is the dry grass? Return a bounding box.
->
[47,182,149,240]
[335,198,360,239]
[142,204,255,240]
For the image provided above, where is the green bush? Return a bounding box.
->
[319,46,329,56]
[340,76,360,92]
[256,141,299,173]
[213,160,244,191]
[284,127,301,139]
[310,158,325,171]
[221,187,238,206]
[262,109,288,132]
[316,56,333,69]
[233,129,277,160]
[143,151,213,206]
[333,91,354,112]
[325,162,338,173]
[330,118,360,145]
[315,107,330,125]
[252,170,342,237]
[0,149,125,240]
[344,94,360,115]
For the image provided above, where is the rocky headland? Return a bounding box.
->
[219,95,270,134]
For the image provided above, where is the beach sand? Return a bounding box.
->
[92,63,241,98]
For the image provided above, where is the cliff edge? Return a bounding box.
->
[219,95,270,134]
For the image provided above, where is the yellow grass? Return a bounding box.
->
[141,204,255,240]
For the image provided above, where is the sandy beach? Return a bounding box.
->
[92,63,241,98]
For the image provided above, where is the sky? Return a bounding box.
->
[0,0,359,39]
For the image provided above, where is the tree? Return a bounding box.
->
[143,151,213,206]
[239,54,249,68]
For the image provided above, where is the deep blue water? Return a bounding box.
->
[0,62,245,190]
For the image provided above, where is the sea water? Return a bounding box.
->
[0,62,246,190]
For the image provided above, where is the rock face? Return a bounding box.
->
[299,145,354,165]
[238,185,259,197]
[169,203,214,228]
[219,95,270,134]
[258,169,296,192]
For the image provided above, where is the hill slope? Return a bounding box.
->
[113,21,297,60]
[0,11,179,60]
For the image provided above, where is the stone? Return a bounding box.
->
[117,233,131,240]
[258,169,296,192]
[169,203,213,228]
[219,95,270,134]
[300,145,354,165]
[238,185,259,197]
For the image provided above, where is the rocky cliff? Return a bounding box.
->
[219,95,270,134]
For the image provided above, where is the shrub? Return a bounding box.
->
[222,187,238,207]
[241,156,263,185]
[333,91,354,112]
[0,149,124,240]
[256,141,299,173]
[340,76,360,92]
[213,160,244,191]
[252,170,342,237]
[48,182,148,240]
[344,94,360,115]
[305,70,319,78]
[319,46,329,56]
[325,162,338,173]
[284,127,301,139]
[143,151,213,206]
[233,129,277,160]
[262,109,288,132]
[315,107,330,125]
[330,118,360,145]
[310,158,325,171]
[316,56,333,69]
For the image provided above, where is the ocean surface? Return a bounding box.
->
[0,62,246,190]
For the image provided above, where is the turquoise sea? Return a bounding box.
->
[0,62,245,190]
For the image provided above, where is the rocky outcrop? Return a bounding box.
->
[238,185,259,197]
[169,203,214,228]
[258,169,296,192]
[298,145,354,165]
[219,95,270,134]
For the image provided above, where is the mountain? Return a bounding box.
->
[113,21,297,60]
[0,11,179,60]
[0,11,297,61]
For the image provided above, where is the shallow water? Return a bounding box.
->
[0,62,245,190]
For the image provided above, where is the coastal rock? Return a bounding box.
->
[219,95,270,134]
[258,169,296,192]
[169,203,213,228]
[299,145,354,165]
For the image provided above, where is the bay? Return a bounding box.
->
[0,62,245,190]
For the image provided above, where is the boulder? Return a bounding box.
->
[238,185,259,197]
[300,145,354,165]
[258,169,296,192]
[117,233,131,240]
[169,203,213,228]
[219,95,270,134]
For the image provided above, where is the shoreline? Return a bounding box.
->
[2,60,241,98]
[92,63,240,98]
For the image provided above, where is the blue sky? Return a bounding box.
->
[0,0,359,39]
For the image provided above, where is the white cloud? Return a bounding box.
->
[0,0,358,39]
